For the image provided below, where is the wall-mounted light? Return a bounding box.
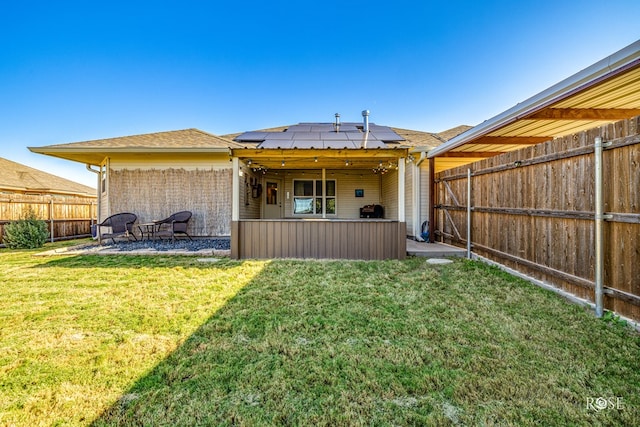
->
[247,159,252,165]
[314,157,318,162]
[345,160,350,166]
[281,160,285,167]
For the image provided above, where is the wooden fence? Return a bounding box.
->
[434,116,640,322]
[0,194,97,245]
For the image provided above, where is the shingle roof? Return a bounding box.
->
[0,157,95,196]
[29,128,243,165]
[38,128,244,150]
[391,125,472,150]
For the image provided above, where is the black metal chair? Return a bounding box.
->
[97,212,137,244]
[155,211,193,242]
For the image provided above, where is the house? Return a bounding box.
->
[0,157,97,242]
[28,121,468,259]
[0,157,95,197]
[29,129,245,237]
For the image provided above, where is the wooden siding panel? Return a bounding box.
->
[236,220,406,260]
[381,170,398,220]
[405,163,413,236]
[240,165,261,219]
[418,161,431,233]
[279,170,382,219]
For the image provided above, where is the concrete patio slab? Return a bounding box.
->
[406,239,466,258]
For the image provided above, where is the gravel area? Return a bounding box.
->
[78,238,230,252]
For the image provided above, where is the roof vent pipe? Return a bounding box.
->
[334,113,340,133]
[362,110,370,133]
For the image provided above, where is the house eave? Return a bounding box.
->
[28,146,232,165]
[428,40,640,159]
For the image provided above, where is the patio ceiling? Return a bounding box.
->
[234,148,408,171]
[428,40,640,172]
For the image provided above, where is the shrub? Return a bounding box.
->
[2,208,50,249]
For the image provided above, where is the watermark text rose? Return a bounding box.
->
[586,397,624,412]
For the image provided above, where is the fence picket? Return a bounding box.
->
[0,194,97,244]
[435,116,640,321]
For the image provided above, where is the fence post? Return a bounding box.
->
[467,168,472,259]
[594,136,612,318]
[428,158,436,243]
[49,199,54,243]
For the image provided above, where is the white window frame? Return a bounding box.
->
[292,179,336,216]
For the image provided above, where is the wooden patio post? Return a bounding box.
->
[428,157,436,243]
[398,157,405,222]
[231,157,240,259]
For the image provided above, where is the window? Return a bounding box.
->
[293,179,336,215]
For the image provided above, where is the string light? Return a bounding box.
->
[372,161,397,175]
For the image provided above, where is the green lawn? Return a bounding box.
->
[1,240,638,426]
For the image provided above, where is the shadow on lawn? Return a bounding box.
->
[87,259,342,426]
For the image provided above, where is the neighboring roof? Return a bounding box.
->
[0,157,95,197]
[29,128,243,165]
[429,40,640,172]
[395,125,473,151]
[233,122,405,149]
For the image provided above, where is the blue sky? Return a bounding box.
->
[2,1,639,187]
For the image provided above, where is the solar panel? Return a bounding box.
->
[310,125,334,132]
[318,132,350,140]
[266,133,295,140]
[238,122,404,149]
[290,140,321,149]
[259,140,294,149]
[345,133,378,141]
[292,132,321,140]
[234,132,268,142]
[322,140,358,149]
[341,124,362,131]
[287,125,313,132]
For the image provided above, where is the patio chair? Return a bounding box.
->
[97,212,138,244]
[154,211,193,242]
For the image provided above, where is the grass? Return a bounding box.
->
[1,240,639,426]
